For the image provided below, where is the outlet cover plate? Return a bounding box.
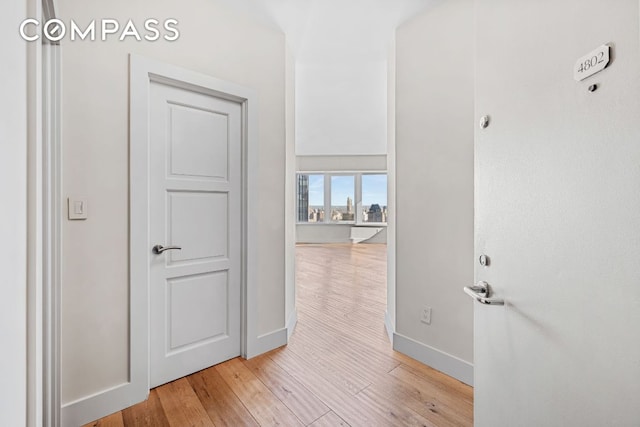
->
[421,306,432,325]
[68,197,88,220]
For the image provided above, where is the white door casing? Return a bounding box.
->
[149,81,242,387]
[474,1,640,426]
[130,55,259,399]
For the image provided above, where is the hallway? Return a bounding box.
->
[86,244,472,426]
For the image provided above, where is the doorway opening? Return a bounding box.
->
[293,169,392,349]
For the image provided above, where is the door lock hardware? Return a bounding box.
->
[152,244,182,254]
[463,281,504,305]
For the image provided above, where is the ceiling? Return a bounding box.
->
[217,0,441,62]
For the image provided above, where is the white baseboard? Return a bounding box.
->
[246,327,288,359]
[384,310,394,343]
[64,326,289,424]
[61,382,146,427]
[393,333,473,386]
[64,327,291,424]
[286,310,298,340]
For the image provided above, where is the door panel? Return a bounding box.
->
[475,0,640,425]
[168,192,229,262]
[169,104,229,179]
[167,272,229,350]
[149,81,241,388]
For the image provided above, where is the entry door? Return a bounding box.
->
[474,0,640,425]
[149,80,242,388]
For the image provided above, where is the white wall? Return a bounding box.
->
[385,39,397,339]
[394,0,474,383]
[295,61,387,155]
[57,0,286,411]
[0,1,28,426]
[297,154,387,171]
[285,45,297,335]
[256,0,437,158]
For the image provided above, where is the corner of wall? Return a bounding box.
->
[386,33,397,339]
[384,310,394,343]
[393,0,474,383]
[247,329,288,359]
[393,333,473,386]
[286,309,298,340]
[285,43,297,338]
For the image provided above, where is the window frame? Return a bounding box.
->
[296,171,387,226]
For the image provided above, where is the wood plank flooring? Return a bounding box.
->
[85,243,473,427]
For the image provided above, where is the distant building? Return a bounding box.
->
[342,196,355,221]
[307,207,325,223]
[297,175,309,222]
[367,204,383,223]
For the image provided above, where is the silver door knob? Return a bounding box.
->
[152,244,182,254]
[463,281,504,305]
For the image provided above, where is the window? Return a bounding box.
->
[296,172,387,224]
[297,174,324,223]
[362,174,387,223]
[330,175,355,223]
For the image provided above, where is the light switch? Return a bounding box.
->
[68,197,88,220]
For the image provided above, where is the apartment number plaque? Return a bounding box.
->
[574,44,610,81]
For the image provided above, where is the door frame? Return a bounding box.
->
[43,52,260,426]
[130,54,259,390]
[40,38,62,427]
[30,0,62,426]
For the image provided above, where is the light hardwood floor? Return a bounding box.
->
[85,243,473,427]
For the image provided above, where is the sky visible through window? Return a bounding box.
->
[308,174,387,206]
[331,176,354,206]
[308,175,324,206]
[362,174,387,206]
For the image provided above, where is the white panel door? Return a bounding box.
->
[474,1,640,426]
[149,81,241,388]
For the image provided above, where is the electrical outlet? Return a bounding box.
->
[421,306,432,325]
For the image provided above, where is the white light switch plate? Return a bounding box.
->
[68,197,88,220]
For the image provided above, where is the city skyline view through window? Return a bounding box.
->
[298,173,388,224]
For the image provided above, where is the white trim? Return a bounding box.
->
[243,78,260,360]
[247,328,288,359]
[286,310,298,340]
[323,174,331,222]
[393,333,473,386]
[130,52,260,370]
[61,384,139,427]
[355,173,362,223]
[41,40,62,427]
[30,0,63,425]
[26,0,44,423]
[62,54,260,425]
[384,310,394,343]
